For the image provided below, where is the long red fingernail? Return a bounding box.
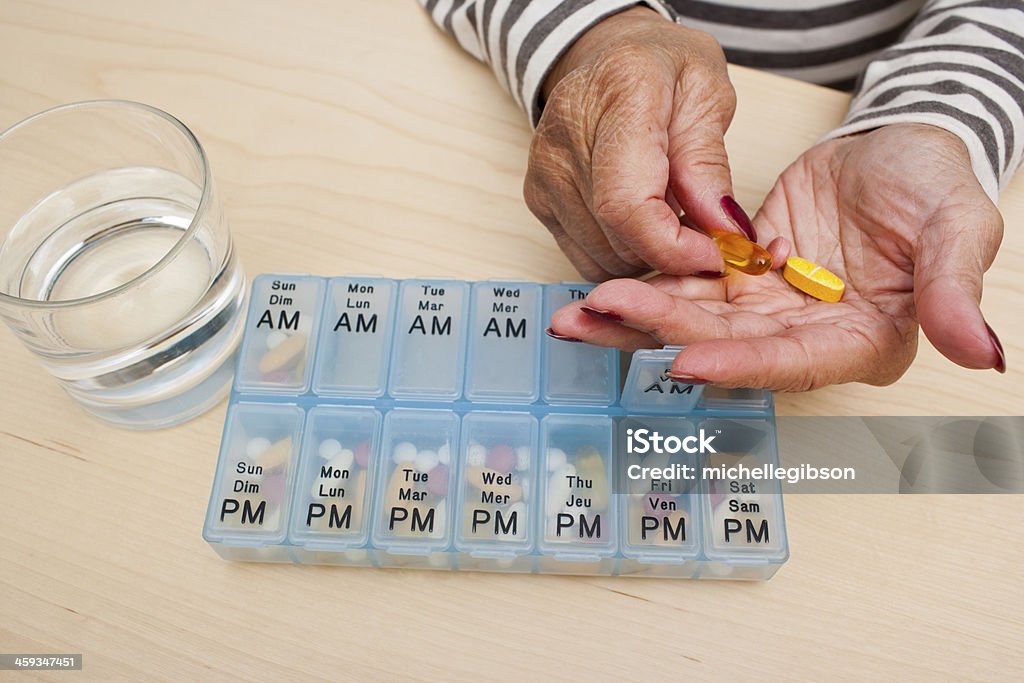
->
[546,327,583,343]
[666,371,709,385]
[721,195,757,242]
[986,322,1006,373]
[695,270,728,279]
[580,306,624,323]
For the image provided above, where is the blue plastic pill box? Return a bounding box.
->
[203,274,789,580]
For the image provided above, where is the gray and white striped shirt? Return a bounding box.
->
[419,0,1024,201]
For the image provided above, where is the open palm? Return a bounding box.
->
[550,124,1005,390]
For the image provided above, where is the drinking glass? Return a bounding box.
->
[0,100,246,428]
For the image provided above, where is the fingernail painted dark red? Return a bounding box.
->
[546,327,582,343]
[721,195,757,242]
[580,306,624,323]
[666,372,709,385]
[986,322,1006,373]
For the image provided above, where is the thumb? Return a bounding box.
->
[914,200,1006,372]
[667,68,755,241]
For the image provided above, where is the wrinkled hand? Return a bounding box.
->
[526,7,753,281]
[549,124,1006,390]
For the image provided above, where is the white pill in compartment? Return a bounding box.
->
[318,438,342,460]
[246,437,272,460]
[466,443,487,467]
[265,330,287,350]
[547,448,567,472]
[392,441,417,464]
[330,449,355,472]
[414,449,440,473]
[515,446,531,472]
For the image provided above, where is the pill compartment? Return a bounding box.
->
[454,411,538,572]
[537,414,617,573]
[620,347,703,414]
[464,282,542,403]
[313,277,397,397]
[235,274,325,394]
[699,418,788,580]
[541,284,618,406]
[388,279,470,400]
[616,416,701,578]
[288,406,382,566]
[372,408,459,568]
[203,402,305,562]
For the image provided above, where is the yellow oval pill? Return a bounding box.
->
[783,257,845,303]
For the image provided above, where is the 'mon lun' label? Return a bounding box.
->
[332,281,383,335]
[306,462,358,531]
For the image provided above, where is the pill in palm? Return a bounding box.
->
[709,229,772,275]
[783,257,845,302]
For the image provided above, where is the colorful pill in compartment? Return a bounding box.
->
[699,418,788,580]
[388,279,470,400]
[235,274,325,393]
[541,284,619,406]
[203,402,304,561]
[288,406,382,566]
[313,277,397,397]
[454,411,538,572]
[464,282,543,403]
[616,416,701,578]
[371,408,459,568]
[537,414,617,574]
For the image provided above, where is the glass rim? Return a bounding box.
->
[0,99,213,310]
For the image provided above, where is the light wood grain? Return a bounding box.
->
[1,1,1021,681]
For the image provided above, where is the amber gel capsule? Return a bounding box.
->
[707,229,773,275]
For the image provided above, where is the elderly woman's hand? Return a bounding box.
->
[525,7,750,281]
[549,123,1006,389]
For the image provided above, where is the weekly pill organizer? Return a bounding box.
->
[203,274,789,580]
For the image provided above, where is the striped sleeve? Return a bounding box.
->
[417,1,679,127]
[822,0,1024,201]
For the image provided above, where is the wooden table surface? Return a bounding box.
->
[1,1,1021,680]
